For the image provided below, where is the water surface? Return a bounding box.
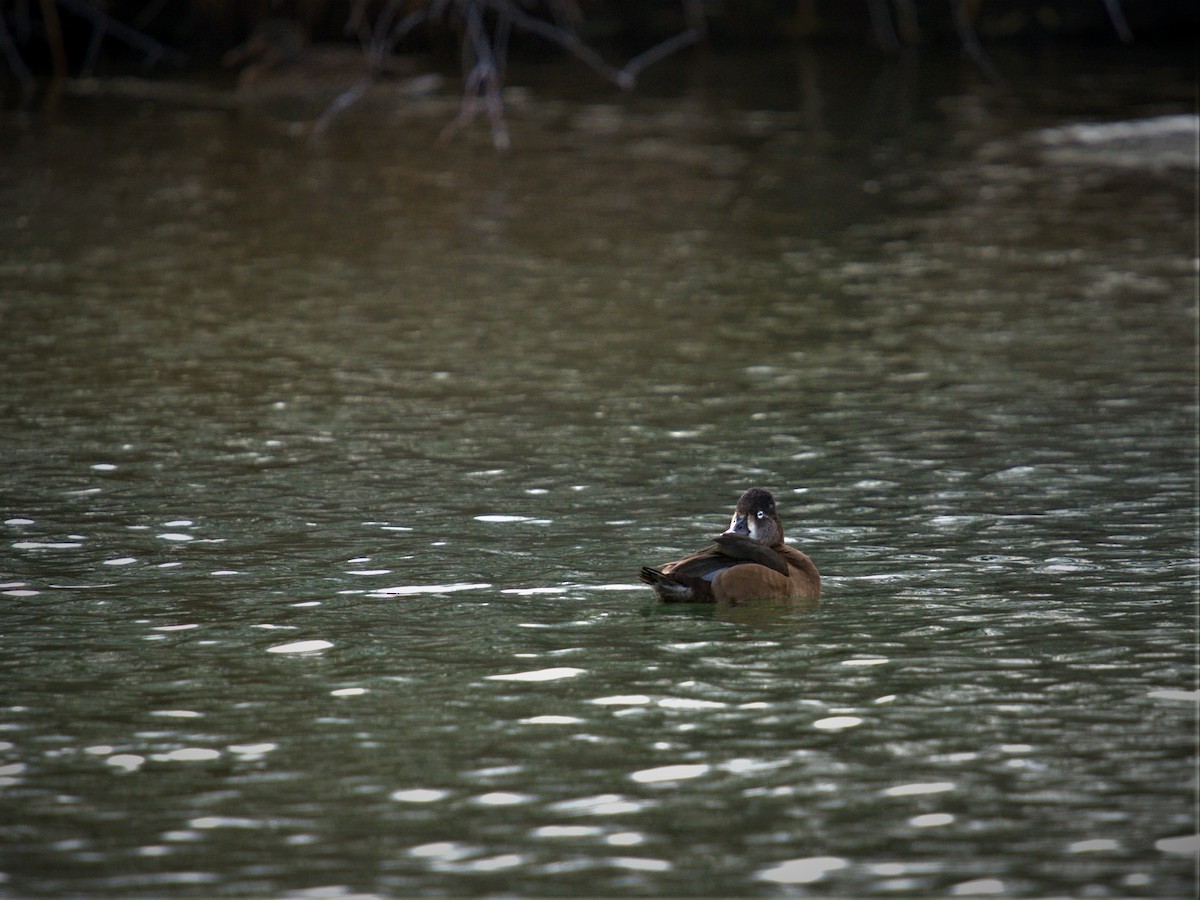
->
[0,44,1196,896]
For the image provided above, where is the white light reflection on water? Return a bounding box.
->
[152,748,221,762]
[882,782,958,797]
[227,743,277,760]
[266,640,334,654]
[391,789,451,804]
[1155,835,1200,855]
[951,877,1008,895]
[607,856,672,872]
[589,695,652,706]
[628,764,711,784]
[548,795,650,816]
[473,515,552,524]
[473,791,532,806]
[105,755,145,772]
[812,715,864,731]
[369,583,491,596]
[485,667,586,682]
[757,856,849,884]
[910,813,956,828]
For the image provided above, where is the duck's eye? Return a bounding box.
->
[756,510,765,519]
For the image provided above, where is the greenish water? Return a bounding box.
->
[0,45,1196,897]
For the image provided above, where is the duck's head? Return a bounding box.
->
[721,487,784,547]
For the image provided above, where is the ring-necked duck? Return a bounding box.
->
[640,487,820,604]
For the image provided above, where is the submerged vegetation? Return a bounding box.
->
[0,1,1192,146]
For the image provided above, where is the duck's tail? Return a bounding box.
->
[639,567,698,602]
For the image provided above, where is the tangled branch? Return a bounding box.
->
[315,0,706,148]
[867,0,1134,80]
[0,0,1139,139]
[0,0,183,95]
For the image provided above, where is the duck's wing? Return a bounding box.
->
[711,535,790,576]
[660,545,740,582]
[642,547,730,603]
[662,538,789,581]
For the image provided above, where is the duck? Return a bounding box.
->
[639,488,820,604]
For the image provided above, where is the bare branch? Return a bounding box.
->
[621,23,703,86]
[314,0,706,146]
[1100,0,1134,42]
[949,0,1002,82]
[312,76,372,136]
[475,0,629,88]
[439,1,511,149]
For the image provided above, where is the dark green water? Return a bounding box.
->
[0,45,1196,897]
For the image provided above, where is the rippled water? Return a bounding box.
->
[1,45,1196,897]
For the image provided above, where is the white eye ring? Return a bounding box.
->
[756,510,764,519]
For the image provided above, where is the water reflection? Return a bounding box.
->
[0,41,1196,899]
